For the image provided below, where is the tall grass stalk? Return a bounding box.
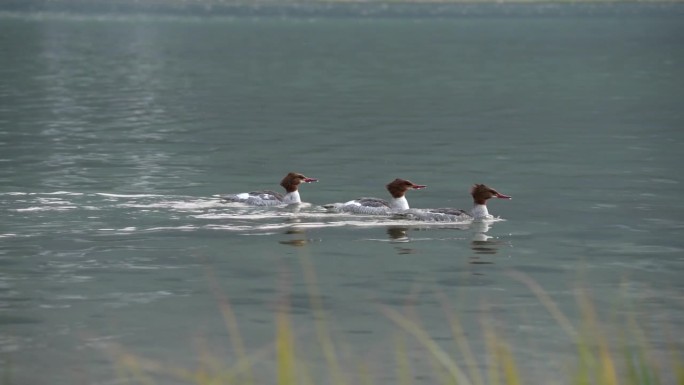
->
[438,292,486,385]
[115,349,157,385]
[298,250,346,385]
[275,300,296,385]
[483,325,501,385]
[383,306,473,385]
[496,339,521,385]
[580,288,619,385]
[394,333,413,385]
[510,271,678,385]
[206,266,255,385]
[508,271,576,338]
[623,298,661,385]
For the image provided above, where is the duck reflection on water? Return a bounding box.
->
[384,220,507,259]
[278,216,317,247]
[470,221,500,255]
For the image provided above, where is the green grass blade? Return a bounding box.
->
[276,306,296,385]
[395,333,413,385]
[383,307,473,385]
[299,251,346,385]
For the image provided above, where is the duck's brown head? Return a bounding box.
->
[386,178,427,198]
[280,172,318,193]
[470,184,511,205]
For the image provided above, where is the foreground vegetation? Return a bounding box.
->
[109,258,683,385]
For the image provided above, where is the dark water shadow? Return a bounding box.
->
[386,226,417,254]
[278,217,319,247]
[386,226,410,242]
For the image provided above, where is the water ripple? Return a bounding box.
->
[2,191,503,236]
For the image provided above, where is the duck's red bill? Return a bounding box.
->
[413,185,427,190]
[495,193,511,199]
[304,178,318,183]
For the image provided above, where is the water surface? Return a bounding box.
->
[1,5,683,384]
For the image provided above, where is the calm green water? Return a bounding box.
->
[1,6,683,384]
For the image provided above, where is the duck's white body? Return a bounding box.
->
[393,184,510,222]
[323,179,425,215]
[221,173,317,206]
[394,204,489,222]
[226,190,301,206]
[326,196,410,215]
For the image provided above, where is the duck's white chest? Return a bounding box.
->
[282,191,301,204]
[471,204,491,219]
[390,196,409,210]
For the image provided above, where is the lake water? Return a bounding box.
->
[1,4,683,384]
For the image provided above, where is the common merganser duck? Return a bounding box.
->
[221,172,318,206]
[323,178,426,215]
[396,184,511,222]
